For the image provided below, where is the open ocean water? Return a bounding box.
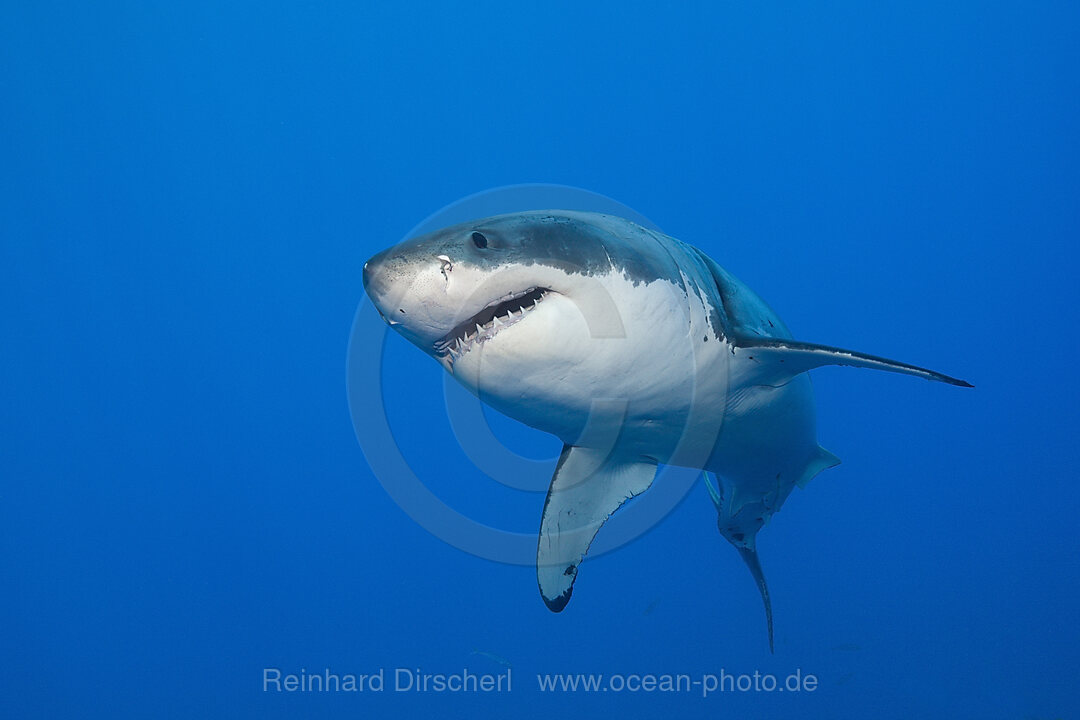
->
[2,3,1077,719]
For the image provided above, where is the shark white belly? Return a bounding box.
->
[362,210,970,651]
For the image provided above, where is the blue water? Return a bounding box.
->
[3,2,1078,718]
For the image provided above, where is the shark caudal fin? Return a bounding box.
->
[736,544,774,654]
[703,471,774,653]
[734,337,973,388]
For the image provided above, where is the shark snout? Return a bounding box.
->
[362,246,462,349]
[362,249,408,328]
[363,249,445,306]
[362,260,395,326]
[361,248,392,300]
[361,257,374,293]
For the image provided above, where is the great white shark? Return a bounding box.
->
[362,210,971,651]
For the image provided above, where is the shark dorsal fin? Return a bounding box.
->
[688,244,972,388]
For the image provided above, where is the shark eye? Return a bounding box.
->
[471,231,488,249]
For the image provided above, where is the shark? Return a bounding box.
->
[362,210,971,651]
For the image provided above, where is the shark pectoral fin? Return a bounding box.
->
[796,446,842,489]
[735,338,974,388]
[537,445,658,612]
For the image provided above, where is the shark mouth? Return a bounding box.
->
[434,286,550,361]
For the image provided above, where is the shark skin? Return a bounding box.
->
[362,210,971,651]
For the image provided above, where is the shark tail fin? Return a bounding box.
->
[703,470,774,652]
[736,544,774,653]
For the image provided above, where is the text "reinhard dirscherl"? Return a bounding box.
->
[263,667,512,693]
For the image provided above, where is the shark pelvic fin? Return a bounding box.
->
[703,470,723,511]
[537,445,657,612]
[797,446,842,489]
